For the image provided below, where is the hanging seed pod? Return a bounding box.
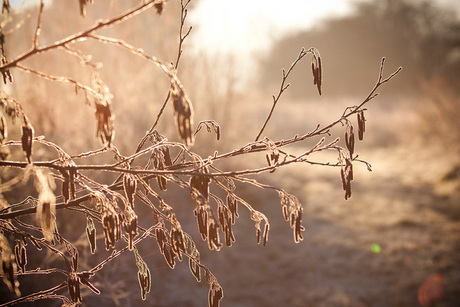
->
[208,282,224,307]
[170,81,194,146]
[345,125,355,156]
[36,170,56,243]
[67,272,82,303]
[316,55,322,96]
[194,206,208,241]
[207,218,222,251]
[0,114,7,143]
[14,242,27,273]
[262,223,270,246]
[170,225,185,259]
[134,248,151,300]
[163,245,176,269]
[94,102,114,147]
[21,116,34,163]
[226,195,238,223]
[85,216,96,254]
[123,174,137,208]
[190,167,210,200]
[357,110,366,141]
[124,206,138,251]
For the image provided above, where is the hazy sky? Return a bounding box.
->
[188,0,460,57]
[188,0,357,55]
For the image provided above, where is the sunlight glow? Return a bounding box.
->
[188,0,357,55]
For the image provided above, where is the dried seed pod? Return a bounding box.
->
[95,102,114,147]
[86,216,96,254]
[101,204,122,250]
[208,283,224,307]
[170,225,185,259]
[0,114,7,143]
[226,195,238,223]
[357,110,366,141]
[194,206,208,241]
[67,272,82,303]
[262,223,269,246]
[190,168,210,200]
[316,55,322,96]
[311,62,317,85]
[207,218,222,251]
[155,226,167,254]
[36,181,56,243]
[282,205,289,221]
[123,173,137,207]
[134,248,151,300]
[21,116,34,163]
[345,125,355,156]
[163,245,176,269]
[170,81,194,146]
[124,205,138,251]
[14,243,27,273]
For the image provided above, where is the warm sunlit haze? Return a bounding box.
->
[1,1,460,306]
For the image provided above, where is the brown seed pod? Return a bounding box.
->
[208,283,224,307]
[316,55,322,96]
[123,174,137,207]
[227,195,238,223]
[345,125,355,156]
[86,216,96,254]
[357,110,366,141]
[262,223,269,246]
[67,272,82,303]
[170,81,194,146]
[21,116,34,163]
[94,102,114,147]
[0,114,7,143]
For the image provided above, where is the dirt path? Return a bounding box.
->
[186,147,460,307]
